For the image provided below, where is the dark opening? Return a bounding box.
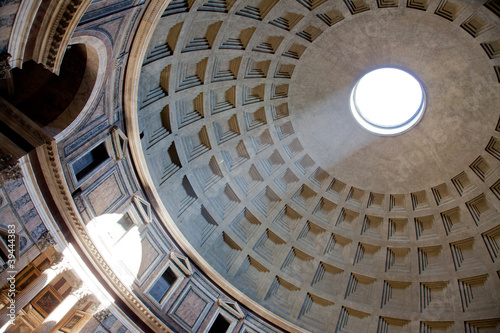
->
[149,267,177,302]
[0,120,34,153]
[117,215,134,233]
[73,142,109,182]
[0,232,9,263]
[108,214,135,245]
[208,314,231,333]
[4,45,87,127]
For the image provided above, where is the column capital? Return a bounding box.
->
[0,53,12,80]
[36,231,56,252]
[86,302,101,315]
[70,281,91,301]
[49,253,71,274]
[94,308,111,322]
[0,150,22,182]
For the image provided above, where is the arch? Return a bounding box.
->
[4,36,107,141]
[50,36,108,141]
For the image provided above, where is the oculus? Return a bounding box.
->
[350,68,426,135]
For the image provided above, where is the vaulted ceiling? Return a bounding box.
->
[134,0,500,331]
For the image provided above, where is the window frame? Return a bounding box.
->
[204,309,238,333]
[144,252,192,309]
[145,262,183,309]
[68,137,112,188]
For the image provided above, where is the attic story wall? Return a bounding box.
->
[43,0,301,332]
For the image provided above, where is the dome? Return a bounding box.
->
[130,0,500,331]
[0,0,499,332]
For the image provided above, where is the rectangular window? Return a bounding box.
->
[149,267,178,303]
[72,142,109,182]
[208,314,231,333]
[107,214,134,245]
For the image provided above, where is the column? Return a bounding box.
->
[32,282,90,333]
[0,254,69,328]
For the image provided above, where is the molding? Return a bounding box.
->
[7,0,43,69]
[33,0,93,74]
[217,299,245,320]
[8,0,92,74]
[108,126,129,161]
[168,252,192,277]
[132,195,152,224]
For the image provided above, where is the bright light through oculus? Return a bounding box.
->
[350,68,426,135]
